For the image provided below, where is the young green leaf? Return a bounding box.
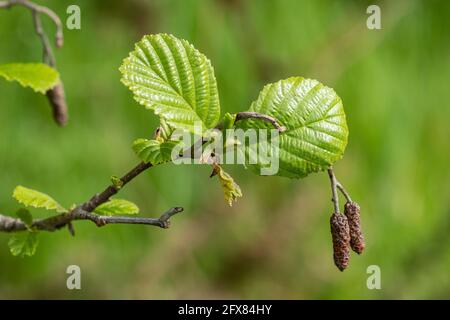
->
[120,34,221,133]
[211,164,243,206]
[159,118,174,141]
[94,199,139,216]
[222,113,237,131]
[12,186,66,213]
[16,208,33,227]
[133,138,179,165]
[237,77,348,178]
[8,232,39,257]
[0,63,59,94]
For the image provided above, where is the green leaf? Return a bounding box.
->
[133,138,179,165]
[120,34,221,133]
[0,63,59,94]
[8,232,39,257]
[159,118,174,141]
[16,208,33,227]
[237,77,348,178]
[94,199,139,216]
[12,186,66,213]
[211,164,243,206]
[222,112,237,130]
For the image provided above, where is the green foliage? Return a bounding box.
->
[16,208,33,227]
[94,199,139,216]
[12,186,66,213]
[237,77,348,178]
[222,112,237,130]
[159,118,175,141]
[133,138,178,165]
[212,164,243,206]
[0,63,59,94]
[8,232,39,257]
[120,34,221,134]
[1,0,448,299]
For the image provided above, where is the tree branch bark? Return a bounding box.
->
[234,111,287,132]
[0,0,63,48]
[327,167,340,213]
[0,162,183,233]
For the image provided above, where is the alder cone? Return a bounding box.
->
[330,212,350,271]
[46,82,68,126]
[344,202,365,254]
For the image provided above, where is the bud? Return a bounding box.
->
[56,34,64,48]
[344,202,365,254]
[46,82,68,126]
[330,212,350,271]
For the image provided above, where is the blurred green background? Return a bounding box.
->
[1,0,449,299]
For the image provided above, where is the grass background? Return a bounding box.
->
[0,0,449,299]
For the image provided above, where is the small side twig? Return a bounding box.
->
[0,0,63,48]
[234,111,287,132]
[336,181,352,203]
[31,9,55,66]
[0,160,184,233]
[327,167,340,213]
[72,206,184,229]
[82,162,152,212]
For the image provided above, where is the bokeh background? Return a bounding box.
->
[1,0,449,299]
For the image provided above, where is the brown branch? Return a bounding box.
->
[72,207,183,229]
[0,0,63,48]
[327,167,340,213]
[336,181,352,203]
[82,162,152,212]
[31,8,55,66]
[0,207,183,232]
[234,111,287,132]
[0,161,183,233]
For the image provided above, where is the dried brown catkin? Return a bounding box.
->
[344,202,365,254]
[330,212,350,271]
[46,82,68,126]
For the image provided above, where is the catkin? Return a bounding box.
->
[330,212,350,271]
[344,202,365,254]
[46,82,68,126]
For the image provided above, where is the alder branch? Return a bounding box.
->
[234,111,287,132]
[0,109,285,233]
[327,167,340,213]
[32,8,55,66]
[0,207,183,232]
[336,181,352,203]
[0,0,63,48]
[82,162,152,212]
[0,161,183,233]
[184,111,287,160]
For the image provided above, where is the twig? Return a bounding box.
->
[82,162,152,212]
[336,181,352,203]
[182,111,287,161]
[0,0,63,48]
[234,111,287,132]
[72,207,183,229]
[0,161,184,233]
[31,9,55,66]
[327,167,340,213]
[0,207,183,232]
